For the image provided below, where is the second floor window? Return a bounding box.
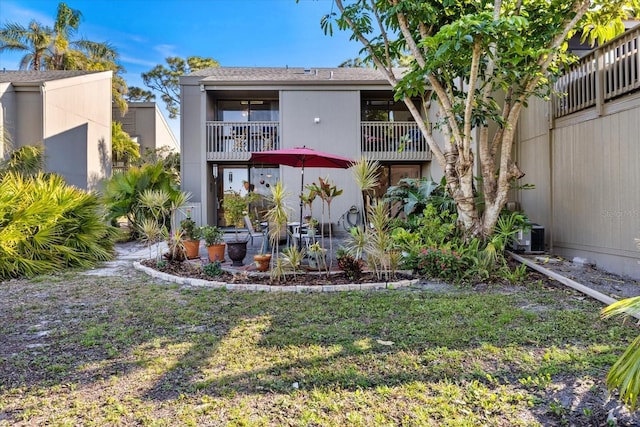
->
[361,99,415,121]
[217,100,279,122]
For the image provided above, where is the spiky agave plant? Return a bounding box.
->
[351,156,380,227]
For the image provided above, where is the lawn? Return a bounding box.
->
[0,269,637,426]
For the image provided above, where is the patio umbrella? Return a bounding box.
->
[249,146,354,246]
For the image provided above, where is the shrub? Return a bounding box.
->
[337,252,365,281]
[203,261,222,277]
[415,246,469,282]
[102,161,183,238]
[0,172,118,279]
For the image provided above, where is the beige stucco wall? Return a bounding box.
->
[279,89,361,224]
[41,73,112,190]
[180,78,205,213]
[517,94,640,279]
[0,82,17,158]
[114,103,178,154]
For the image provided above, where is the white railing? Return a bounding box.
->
[205,120,431,162]
[554,26,640,118]
[206,121,279,161]
[361,121,431,161]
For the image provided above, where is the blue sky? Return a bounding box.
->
[0,0,362,140]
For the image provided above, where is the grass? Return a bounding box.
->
[0,270,637,426]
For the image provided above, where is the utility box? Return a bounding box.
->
[511,224,545,253]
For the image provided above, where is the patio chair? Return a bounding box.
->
[243,215,265,247]
[291,224,314,252]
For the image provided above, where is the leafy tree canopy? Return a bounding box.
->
[141,56,220,119]
[318,0,636,239]
[125,87,156,102]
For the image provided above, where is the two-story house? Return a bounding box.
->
[0,70,112,190]
[180,67,434,229]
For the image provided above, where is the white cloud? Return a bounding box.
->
[154,44,177,58]
[1,2,54,26]
[120,55,158,68]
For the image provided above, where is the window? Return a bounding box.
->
[361,99,417,121]
[217,100,279,122]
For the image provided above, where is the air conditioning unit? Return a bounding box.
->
[510,224,545,253]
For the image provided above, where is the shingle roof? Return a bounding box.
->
[191,67,397,85]
[0,70,98,84]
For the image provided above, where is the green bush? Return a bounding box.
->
[415,245,470,282]
[203,261,222,277]
[102,161,183,238]
[0,172,118,279]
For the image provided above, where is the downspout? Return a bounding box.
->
[40,82,47,164]
[199,83,208,226]
[547,96,554,254]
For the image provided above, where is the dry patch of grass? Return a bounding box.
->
[0,269,637,426]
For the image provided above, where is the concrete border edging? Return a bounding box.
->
[133,262,419,292]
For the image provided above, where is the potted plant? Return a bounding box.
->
[180,216,201,259]
[222,190,259,266]
[202,225,225,262]
[253,252,272,272]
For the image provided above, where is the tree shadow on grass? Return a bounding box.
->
[1,276,638,425]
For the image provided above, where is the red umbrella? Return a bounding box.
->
[249,146,354,243]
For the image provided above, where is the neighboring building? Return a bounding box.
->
[516,25,640,279]
[113,102,179,158]
[180,67,436,229]
[0,70,112,190]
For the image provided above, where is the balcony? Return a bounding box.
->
[361,121,431,161]
[205,120,431,162]
[553,25,640,118]
[206,121,280,161]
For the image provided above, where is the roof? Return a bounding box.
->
[191,67,398,85]
[0,70,100,84]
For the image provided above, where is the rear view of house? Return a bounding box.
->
[180,67,435,229]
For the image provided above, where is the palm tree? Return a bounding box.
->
[602,295,640,410]
[0,21,53,70]
[0,3,128,112]
[45,2,82,70]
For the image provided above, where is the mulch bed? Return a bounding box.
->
[140,259,414,286]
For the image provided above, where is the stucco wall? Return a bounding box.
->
[15,89,44,149]
[517,94,640,279]
[114,103,178,154]
[42,73,112,190]
[180,79,205,210]
[280,89,361,225]
[0,82,17,158]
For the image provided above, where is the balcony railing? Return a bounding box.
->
[553,25,640,118]
[205,120,431,162]
[361,121,431,161]
[206,121,280,161]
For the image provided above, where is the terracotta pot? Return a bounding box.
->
[182,239,201,259]
[207,243,226,262]
[226,240,248,266]
[253,254,272,272]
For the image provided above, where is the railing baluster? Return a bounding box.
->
[554,26,640,118]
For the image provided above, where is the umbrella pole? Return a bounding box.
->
[298,166,304,250]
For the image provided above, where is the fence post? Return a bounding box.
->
[595,48,604,117]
